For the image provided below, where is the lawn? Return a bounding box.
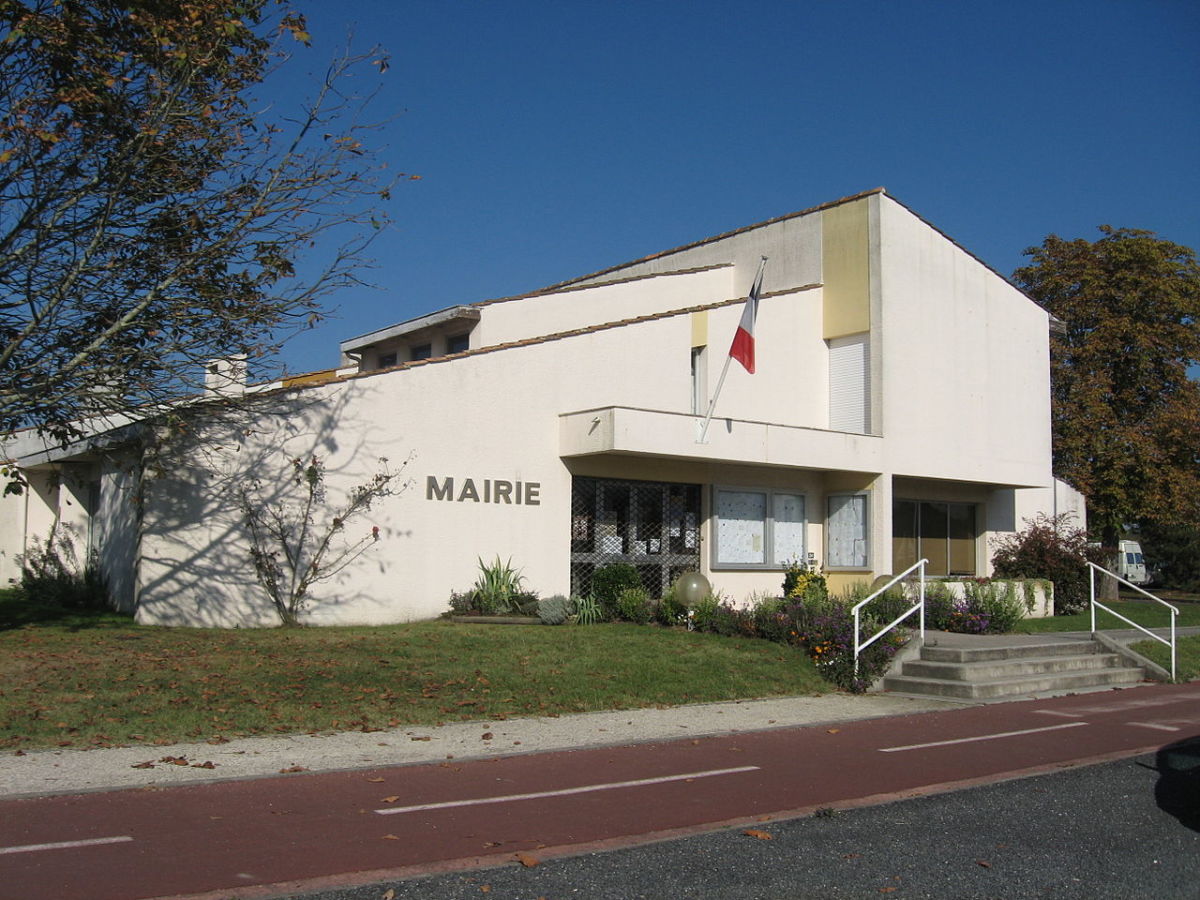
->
[1017,597,1200,682]
[0,591,831,752]
[1016,599,1200,633]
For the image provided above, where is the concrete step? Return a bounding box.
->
[882,665,1145,700]
[881,637,1149,701]
[919,642,1100,664]
[900,652,1129,682]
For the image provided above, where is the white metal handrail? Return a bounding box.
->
[853,559,928,674]
[1087,561,1180,680]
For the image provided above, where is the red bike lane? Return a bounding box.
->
[3,682,1198,900]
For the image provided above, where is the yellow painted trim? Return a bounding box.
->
[691,311,708,347]
[822,199,870,340]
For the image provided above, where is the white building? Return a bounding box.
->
[1,189,1084,626]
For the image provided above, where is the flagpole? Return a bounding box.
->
[697,353,733,444]
[697,256,767,444]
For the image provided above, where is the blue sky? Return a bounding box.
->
[272,0,1200,376]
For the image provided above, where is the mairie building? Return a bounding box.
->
[0,189,1084,626]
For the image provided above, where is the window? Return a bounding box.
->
[827,493,869,568]
[690,346,707,415]
[892,499,976,576]
[570,477,701,598]
[410,343,432,361]
[447,333,470,354]
[377,351,397,369]
[712,487,806,569]
[828,333,870,433]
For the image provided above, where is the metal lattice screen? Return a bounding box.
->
[570,476,702,599]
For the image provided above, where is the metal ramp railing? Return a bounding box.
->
[852,559,928,675]
[1088,562,1180,680]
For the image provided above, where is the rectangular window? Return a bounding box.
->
[377,351,397,369]
[570,476,701,598]
[691,346,707,415]
[447,334,470,354]
[891,499,977,576]
[411,344,432,361]
[827,493,869,568]
[828,333,870,434]
[712,487,806,569]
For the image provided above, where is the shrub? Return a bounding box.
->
[965,580,1026,634]
[690,593,721,632]
[790,590,906,693]
[537,594,575,625]
[615,586,653,625]
[574,594,602,625]
[782,559,828,603]
[655,588,688,627]
[471,556,529,615]
[18,528,110,611]
[991,514,1102,614]
[591,563,642,619]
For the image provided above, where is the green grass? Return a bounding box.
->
[0,591,831,752]
[1016,599,1200,633]
[1128,635,1200,682]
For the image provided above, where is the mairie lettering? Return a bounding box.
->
[426,476,541,506]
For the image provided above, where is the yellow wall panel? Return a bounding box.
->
[822,199,870,339]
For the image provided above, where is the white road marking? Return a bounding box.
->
[374,765,761,816]
[1033,709,1085,719]
[879,722,1088,753]
[1032,689,1200,718]
[0,835,134,856]
[1127,722,1181,732]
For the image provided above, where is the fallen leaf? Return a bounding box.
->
[743,829,773,840]
[481,732,494,741]
[381,834,400,841]
[131,761,155,769]
[844,853,862,859]
[367,777,385,783]
[410,736,432,742]
[382,890,396,900]
[515,852,540,868]
[161,756,189,766]
[191,761,216,769]
[977,860,992,869]
[279,765,307,773]
[382,795,400,803]
[827,728,840,734]
[879,889,898,894]
[480,887,491,894]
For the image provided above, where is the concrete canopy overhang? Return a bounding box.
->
[339,305,481,356]
[560,406,885,473]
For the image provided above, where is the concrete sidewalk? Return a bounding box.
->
[0,692,963,801]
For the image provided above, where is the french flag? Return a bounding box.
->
[729,258,766,374]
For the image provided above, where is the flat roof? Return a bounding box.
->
[339,305,481,354]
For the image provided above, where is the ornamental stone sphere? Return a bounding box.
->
[674,572,711,608]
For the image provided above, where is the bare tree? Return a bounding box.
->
[0,1,403,446]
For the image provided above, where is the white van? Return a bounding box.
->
[1118,540,1150,586]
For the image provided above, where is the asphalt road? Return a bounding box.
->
[307,748,1200,900]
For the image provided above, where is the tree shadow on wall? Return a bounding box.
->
[136,386,413,627]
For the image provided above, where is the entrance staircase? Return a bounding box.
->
[882,634,1148,701]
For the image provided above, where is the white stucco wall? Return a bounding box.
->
[473,267,734,347]
[876,197,1052,490]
